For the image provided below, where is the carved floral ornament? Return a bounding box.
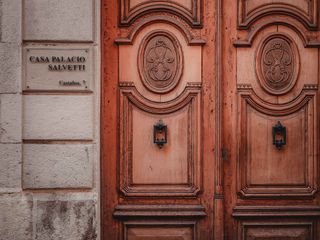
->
[138,30,183,93]
[256,34,300,95]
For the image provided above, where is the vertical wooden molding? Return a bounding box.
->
[101,0,120,239]
[214,0,224,239]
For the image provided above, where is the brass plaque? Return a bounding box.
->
[24,45,93,91]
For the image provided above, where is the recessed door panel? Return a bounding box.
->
[238,0,318,29]
[125,223,194,240]
[119,86,201,197]
[132,107,189,185]
[241,222,313,240]
[119,0,201,27]
[247,107,306,186]
[237,93,317,198]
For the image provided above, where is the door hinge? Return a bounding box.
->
[222,148,229,162]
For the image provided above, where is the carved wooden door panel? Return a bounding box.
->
[223,0,320,239]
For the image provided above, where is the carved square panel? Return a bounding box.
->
[239,222,314,240]
[123,221,196,240]
[237,89,317,198]
[119,85,201,197]
[120,0,202,27]
[238,0,318,30]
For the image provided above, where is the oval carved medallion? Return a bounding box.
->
[138,30,183,93]
[256,34,299,95]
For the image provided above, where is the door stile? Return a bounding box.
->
[214,0,225,239]
[101,0,120,239]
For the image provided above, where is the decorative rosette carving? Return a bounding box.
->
[256,34,300,95]
[138,30,183,93]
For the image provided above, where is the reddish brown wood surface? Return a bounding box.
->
[223,0,320,239]
[102,0,320,239]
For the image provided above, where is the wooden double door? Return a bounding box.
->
[101,0,320,239]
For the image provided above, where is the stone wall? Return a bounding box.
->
[0,0,100,239]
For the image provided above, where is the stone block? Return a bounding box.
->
[23,0,94,41]
[0,0,22,42]
[23,95,93,140]
[0,144,21,192]
[35,198,97,240]
[0,94,22,143]
[0,43,21,93]
[23,144,93,189]
[0,194,33,240]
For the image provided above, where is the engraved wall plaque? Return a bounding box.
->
[23,45,93,91]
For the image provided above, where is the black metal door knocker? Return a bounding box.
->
[272,121,286,150]
[154,120,167,149]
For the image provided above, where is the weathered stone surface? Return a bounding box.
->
[23,144,93,189]
[23,0,93,41]
[0,194,33,240]
[0,43,21,93]
[0,144,21,192]
[35,198,97,240]
[0,0,22,42]
[23,95,93,140]
[0,94,21,143]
